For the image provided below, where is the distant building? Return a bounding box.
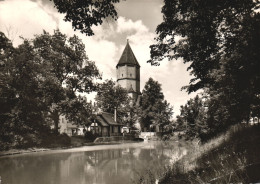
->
[59,112,124,137]
[59,115,85,136]
[90,112,124,137]
[116,40,141,101]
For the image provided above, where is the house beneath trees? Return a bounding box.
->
[59,115,85,136]
[90,112,124,137]
[59,112,124,137]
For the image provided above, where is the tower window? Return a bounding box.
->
[122,74,123,77]
[130,73,132,77]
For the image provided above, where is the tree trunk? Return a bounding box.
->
[52,110,59,134]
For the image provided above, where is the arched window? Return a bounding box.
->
[130,73,132,77]
[122,74,123,77]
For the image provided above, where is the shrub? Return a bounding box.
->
[84,131,98,142]
[41,133,71,148]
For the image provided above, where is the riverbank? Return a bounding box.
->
[157,124,260,183]
[0,138,142,157]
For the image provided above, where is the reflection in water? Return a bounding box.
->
[0,141,187,184]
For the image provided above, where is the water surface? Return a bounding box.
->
[0,141,187,184]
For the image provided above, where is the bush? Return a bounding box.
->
[162,134,170,141]
[41,133,71,148]
[84,131,98,142]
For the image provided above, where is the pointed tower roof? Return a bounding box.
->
[117,40,140,67]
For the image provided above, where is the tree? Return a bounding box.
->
[150,0,259,91]
[140,78,173,131]
[151,100,174,132]
[149,0,260,133]
[61,96,94,127]
[0,33,19,148]
[95,79,130,121]
[0,32,15,129]
[123,101,142,128]
[33,30,101,133]
[176,95,208,141]
[0,30,101,148]
[51,0,120,36]
[0,36,52,148]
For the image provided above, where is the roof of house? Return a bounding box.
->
[100,112,124,126]
[116,40,140,67]
[96,115,109,127]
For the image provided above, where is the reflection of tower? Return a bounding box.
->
[116,40,140,101]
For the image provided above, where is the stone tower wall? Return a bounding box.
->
[117,65,140,94]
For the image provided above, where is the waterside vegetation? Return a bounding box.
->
[136,124,260,184]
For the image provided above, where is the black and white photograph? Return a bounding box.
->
[0,0,259,183]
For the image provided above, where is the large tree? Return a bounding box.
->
[51,0,120,36]
[0,36,53,147]
[151,100,173,132]
[176,95,208,141]
[0,30,101,148]
[149,0,260,132]
[140,78,173,131]
[149,0,259,91]
[33,30,101,133]
[95,79,130,121]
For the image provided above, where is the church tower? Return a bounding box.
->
[116,40,140,101]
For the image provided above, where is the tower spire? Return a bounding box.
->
[116,40,140,67]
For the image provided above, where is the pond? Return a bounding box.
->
[0,141,188,184]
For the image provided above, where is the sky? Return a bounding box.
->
[0,0,199,117]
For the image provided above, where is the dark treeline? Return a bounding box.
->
[149,0,260,141]
[0,30,101,149]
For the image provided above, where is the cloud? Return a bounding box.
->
[116,17,148,34]
[0,0,59,46]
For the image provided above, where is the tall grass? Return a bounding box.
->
[158,124,260,183]
[137,123,260,183]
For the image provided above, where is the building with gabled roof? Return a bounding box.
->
[91,112,124,137]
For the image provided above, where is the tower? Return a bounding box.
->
[116,40,140,101]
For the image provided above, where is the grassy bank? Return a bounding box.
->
[157,124,260,183]
[0,134,140,157]
[0,134,86,156]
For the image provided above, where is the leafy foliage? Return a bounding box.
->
[51,0,120,36]
[0,38,53,148]
[176,95,208,141]
[33,30,101,132]
[150,0,259,91]
[140,78,173,131]
[95,79,130,121]
[150,0,260,137]
[0,31,100,149]
[123,101,142,128]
